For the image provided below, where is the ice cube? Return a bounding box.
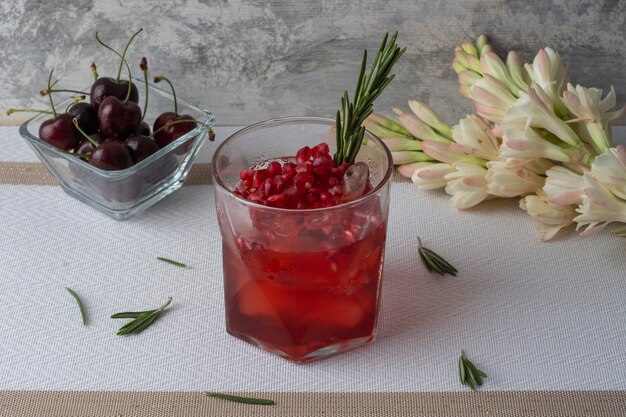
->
[340,162,370,203]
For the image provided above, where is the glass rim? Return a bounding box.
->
[18,77,215,180]
[211,115,394,214]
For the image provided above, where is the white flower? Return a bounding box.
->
[391,151,433,165]
[422,140,485,166]
[397,162,429,178]
[397,113,452,143]
[444,163,490,209]
[520,191,577,241]
[381,137,423,152]
[408,100,453,138]
[506,51,530,93]
[503,87,582,147]
[574,173,626,236]
[471,74,519,123]
[411,163,455,190]
[590,145,626,200]
[451,115,500,161]
[524,48,568,116]
[501,121,571,162]
[562,84,626,154]
[480,51,521,96]
[486,159,545,198]
[543,166,586,205]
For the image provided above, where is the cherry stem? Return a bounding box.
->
[116,28,143,82]
[94,31,133,103]
[150,119,204,138]
[6,108,53,116]
[41,88,88,96]
[47,68,57,118]
[65,96,86,113]
[91,62,98,81]
[140,57,148,122]
[72,118,99,147]
[154,75,178,116]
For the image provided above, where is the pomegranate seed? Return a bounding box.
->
[268,161,282,176]
[295,173,315,189]
[344,230,356,243]
[312,143,330,154]
[253,169,269,188]
[296,146,312,163]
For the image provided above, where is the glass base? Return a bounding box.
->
[59,179,185,220]
[227,329,374,363]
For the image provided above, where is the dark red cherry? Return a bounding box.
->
[136,121,151,136]
[98,96,141,138]
[38,113,82,150]
[88,138,133,170]
[74,132,104,156]
[68,102,99,135]
[124,134,160,163]
[153,112,195,147]
[90,77,139,112]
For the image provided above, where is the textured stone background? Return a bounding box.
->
[1,0,625,125]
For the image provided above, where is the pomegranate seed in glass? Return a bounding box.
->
[212,117,393,362]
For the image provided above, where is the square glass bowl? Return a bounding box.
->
[19,79,214,220]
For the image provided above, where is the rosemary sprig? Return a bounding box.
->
[417,237,458,276]
[204,392,275,406]
[111,297,172,336]
[334,32,406,165]
[459,350,487,390]
[65,287,87,326]
[157,257,189,269]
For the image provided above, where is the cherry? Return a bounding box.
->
[152,112,195,147]
[39,113,82,150]
[90,77,139,112]
[98,96,141,138]
[152,75,196,147]
[125,134,160,163]
[74,132,104,155]
[88,138,133,170]
[136,121,151,136]
[91,30,142,112]
[68,102,99,134]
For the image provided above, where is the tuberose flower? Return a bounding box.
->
[444,163,490,209]
[590,145,626,200]
[486,159,545,198]
[451,115,500,161]
[501,121,571,162]
[543,166,586,205]
[411,163,455,189]
[503,87,582,147]
[470,74,518,123]
[524,48,568,116]
[574,172,626,236]
[520,191,577,241]
[408,100,453,138]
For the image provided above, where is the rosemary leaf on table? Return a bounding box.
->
[459,350,487,390]
[65,287,88,326]
[157,257,190,269]
[418,237,458,276]
[204,392,275,406]
[111,297,172,336]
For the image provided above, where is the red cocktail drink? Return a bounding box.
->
[212,117,393,362]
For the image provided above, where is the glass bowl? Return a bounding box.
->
[19,78,215,220]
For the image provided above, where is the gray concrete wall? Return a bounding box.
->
[2,0,625,125]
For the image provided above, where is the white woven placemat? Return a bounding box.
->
[1,125,625,392]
